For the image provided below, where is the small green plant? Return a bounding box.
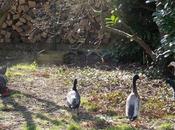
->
[158,123,174,130]
[107,124,135,130]
[105,9,120,26]
[10,91,25,99]
[81,97,100,112]
[67,123,81,130]
[21,123,41,130]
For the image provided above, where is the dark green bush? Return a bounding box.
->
[108,0,160,63]
[152,0,175,59]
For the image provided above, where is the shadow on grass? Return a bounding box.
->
[8,89,113,130]
[1,96,36,130]
[10,89,69,111]
[1,89,70,130]
[35,113,64,126]
[71,108,111,129]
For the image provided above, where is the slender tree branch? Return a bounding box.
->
[88,1,156,61]
[105,26,156,60]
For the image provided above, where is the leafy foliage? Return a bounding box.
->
[105,9,120,26]
[106,0,160,63]
[152,0,175,59]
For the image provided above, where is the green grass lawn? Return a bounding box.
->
[0,62,174,130]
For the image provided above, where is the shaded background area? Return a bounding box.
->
[0,0,162,65]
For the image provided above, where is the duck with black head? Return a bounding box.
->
[66,79,81,115]
[126,74,141,121]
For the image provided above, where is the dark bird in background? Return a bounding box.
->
[166,79,175,100]
[168,61,175,77]
[0,65,7,75]
[66,79,80,115]
[126,75,140,121]
[0,65,10,108]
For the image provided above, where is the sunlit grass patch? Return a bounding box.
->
[50,125,64,130]
[35,113,62,126]
[7,62,38,77]
[67,123,81,130]
[82,91,125,113]
[158,122,174,130]
[1,64,175,130]
[14,62,38,71]
[0,102,6,110]
[163,115,175,119]
[56,66,67,74]
[107,124,135,130]
[81,97,100,112]
[21,123,41,130]
[142,98,166,118]
[10,91,25,98]
[7,71,25,77]
[103,91,125,107]
[29,113,66,130]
